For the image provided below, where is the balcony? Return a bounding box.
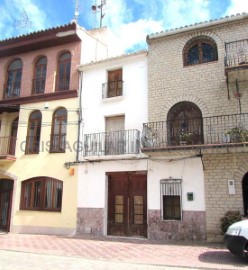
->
[141,113,248,154]
[32,78,45,95]
[84,129,140,157]
[102,80,123,99]
[225,39,248,98]
[225,39,248,68]
[3,82,21,100]
[0,137,17,160]
[55,75,70,91]
[50,133,66,153]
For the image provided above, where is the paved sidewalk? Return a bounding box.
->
[0,233,247,270]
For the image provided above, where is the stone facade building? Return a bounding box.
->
[143,13,248,242]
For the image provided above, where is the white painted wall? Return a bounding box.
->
[148,157,205,211]
[77,159,148,208]
[80,52,148,146]
[77,27,108,64]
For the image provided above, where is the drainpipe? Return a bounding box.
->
[76,71,83,162]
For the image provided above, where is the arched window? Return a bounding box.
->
[20,177,63,211]
[32,56,47,94]
[167,102,203,146]
[50,108,67,152]
[5,59,22,99]
[26,111,42,154]
[56,52,71,91]
[183,36,218,66]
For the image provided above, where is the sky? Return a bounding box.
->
[0,0,248,55]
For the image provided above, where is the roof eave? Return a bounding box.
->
[147,12,248,43]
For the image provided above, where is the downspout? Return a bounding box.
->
[76,70,83,162]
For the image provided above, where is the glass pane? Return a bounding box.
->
[34,181,42,207]
[187,45,199,65]
[59,52,71,61]
[134,196,143,205]
[163,195,181,220]
[8,59,22,70]
[45,179,52,208]
[54,181,62,209]
[202,43,215,63]
[24,182,32,208]
[134,205,143,214]
[115,214,123,223]
[115,205,123,214]
[114,195,124,223]
[115,195,123,204]
[134,215,143,224]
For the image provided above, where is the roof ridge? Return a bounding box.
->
[148,12,248,37]
[0,21,77,43]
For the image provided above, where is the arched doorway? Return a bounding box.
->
[0,179,13,231]
[242,173,248,216]
[167,101,203,145]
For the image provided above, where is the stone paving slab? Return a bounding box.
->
[0,233,247,270]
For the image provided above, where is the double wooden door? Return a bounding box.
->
[0,179,13,231]
[108,173,147,237]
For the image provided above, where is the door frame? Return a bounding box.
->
[0,179,14,232]
[106,171,147,238]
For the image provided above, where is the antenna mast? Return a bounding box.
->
[74,0,80,23]
[91,0,106,28]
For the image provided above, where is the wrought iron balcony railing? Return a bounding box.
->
[50,133,66,153]
[32,78,46,95]
[142,113,248,149]
[25,136,40,154]
[0,136,17,157]
[55,75,70,91]
[225,39,248,68]
[84,129,140,156]
[3,82,21,99]
[102,80,123,99]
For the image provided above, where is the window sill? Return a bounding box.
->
[102,96,124,102]
[183,60,218,68]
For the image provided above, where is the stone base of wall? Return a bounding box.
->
[77,208,104,236]
[148,210,206,241]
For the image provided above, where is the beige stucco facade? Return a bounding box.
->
[0,98,78,235]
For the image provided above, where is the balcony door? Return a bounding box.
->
[107,173,147,237]
[107,69,122,98]
[105,116,125,155]
[0,179,13,231]
[167,101,203,145]
[9,117,18,156]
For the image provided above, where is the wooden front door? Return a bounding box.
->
[107,173,147,237]
[0,179,13,231]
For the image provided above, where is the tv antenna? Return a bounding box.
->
[14,8,32,34]
[91,0,106,27]
[73,0,80,23]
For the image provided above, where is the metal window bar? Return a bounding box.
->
[225,39,248,67]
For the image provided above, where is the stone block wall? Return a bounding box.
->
[147,17,248,123]
[203,152,248,242]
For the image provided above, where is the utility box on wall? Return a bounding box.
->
[228,180,235,195]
